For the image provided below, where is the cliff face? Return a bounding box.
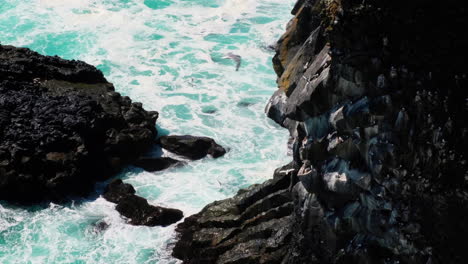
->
[174,0,468,263]
[266,1,468,263]
[0,45,158,203]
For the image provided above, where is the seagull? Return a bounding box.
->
[222,52,242,71]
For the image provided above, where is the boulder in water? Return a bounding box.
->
[102,179,135,204]
[116,195,184,227]
[133,157,184,172]
[103,179,183,226]
[159,135,226,160]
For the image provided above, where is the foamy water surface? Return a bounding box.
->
[0,0,293,263]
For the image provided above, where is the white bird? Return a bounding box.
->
[222,52,242,71]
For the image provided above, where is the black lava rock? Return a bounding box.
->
[159,135,226,160]
[133,157,184,172]
[0,45,157,203]
[173,1,468,263]
[116,195,183,227]
[103,179,183,227]
[102,179,136,204]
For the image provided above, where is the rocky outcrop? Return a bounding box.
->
[173,163,295,263]
[174,1,468,263]
[0,45,158,203]
[133,157,184,172]
[159,135,226,160]
[102,179,137,203]
[103,179,183,226]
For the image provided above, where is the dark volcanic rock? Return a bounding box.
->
[0,45,158,203]
[0,45,107,84]
[175,1,468,264]
[116,195,183,227]
[102,179,136,203]
[172,165,295,263]
[159,135,226,160]
[133,157,184,172]
[103,179,183,227]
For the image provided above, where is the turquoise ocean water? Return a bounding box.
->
[0,0,293,263]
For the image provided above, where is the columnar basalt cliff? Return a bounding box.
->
[0,45,158,203]
[174,1,468,263]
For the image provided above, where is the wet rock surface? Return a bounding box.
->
[103,179,183,227]
[102,179,136,204]
[0,45,157,203]
[174,1,468,263]
[173,164,295,263]
[133,157,184,172]
[91,220,110,234]
[159,135,226,160]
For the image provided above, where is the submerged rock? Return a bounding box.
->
[91,220,110,234]
[159,135,226,160]
[103,179,183,227]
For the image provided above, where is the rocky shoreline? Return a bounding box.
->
[173,0,468,263]
[0,44,225,227]
[0,44,158,203]
[1,0,468,262]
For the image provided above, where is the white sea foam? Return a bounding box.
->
[0,0,294,263]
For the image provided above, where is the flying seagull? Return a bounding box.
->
[222,52,241,71]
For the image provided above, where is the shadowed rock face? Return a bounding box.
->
[0,45,158,203]
[133,157,184,171]
[159,135,226,160]
[174,1,468,263]
[133,157,184,172]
